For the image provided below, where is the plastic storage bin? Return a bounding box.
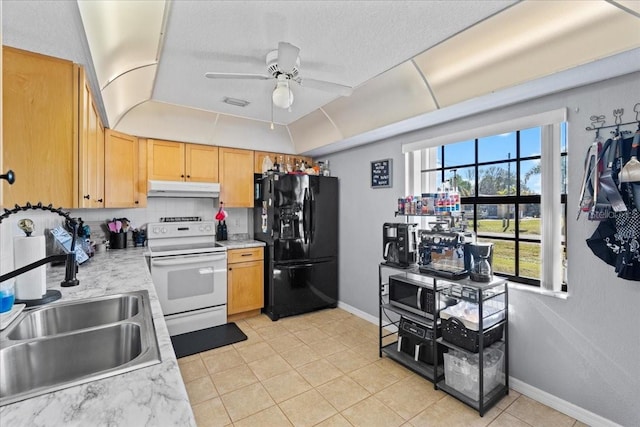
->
[440,300,505,352]
[443,346,504,401]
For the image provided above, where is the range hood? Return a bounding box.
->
[147,180,220,198]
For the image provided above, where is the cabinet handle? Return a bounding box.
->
[228,268,233,271]
[241,253,252,257]
[187,175,191,178]
[84,194,90,200]
[135,201,139,204]
[1,170,15,184]
[181,174,185,178]
[97,198,103,203]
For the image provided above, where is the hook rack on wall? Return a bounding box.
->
[586,103,640,131]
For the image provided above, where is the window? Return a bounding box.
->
[403,110,567,292]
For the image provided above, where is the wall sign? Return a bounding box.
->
[371,159,392,188]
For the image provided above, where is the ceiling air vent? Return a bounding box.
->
[222,97,250,107]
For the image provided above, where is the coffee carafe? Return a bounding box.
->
[468,242,493,282]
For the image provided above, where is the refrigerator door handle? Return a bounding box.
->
[279,263,315,269]
[303,187,310,244]
[309,186,315,243]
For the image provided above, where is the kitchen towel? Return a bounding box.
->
[13,235,46,300]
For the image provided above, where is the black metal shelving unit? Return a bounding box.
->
[378,262,509,416]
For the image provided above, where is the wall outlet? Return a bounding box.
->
[381,284,389,296]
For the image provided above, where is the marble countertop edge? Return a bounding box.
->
[0,247,195,427]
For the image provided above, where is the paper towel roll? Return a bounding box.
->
[14,236,47,300]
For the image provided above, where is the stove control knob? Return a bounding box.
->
[161,227,168,234]
[199,225,205,232]
[152,227,160,234]
[205,225,212,232]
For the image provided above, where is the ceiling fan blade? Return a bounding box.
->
[299,78,353,97]
[205,72,271,80]
[277,42,300,73]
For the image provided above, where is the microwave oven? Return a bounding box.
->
[388,273,456,319]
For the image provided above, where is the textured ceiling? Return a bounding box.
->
[154,1,515,125]
[3,1,640,156]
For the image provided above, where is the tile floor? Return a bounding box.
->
[178,308,587,427]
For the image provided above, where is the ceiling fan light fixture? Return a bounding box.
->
[272,80,294,109]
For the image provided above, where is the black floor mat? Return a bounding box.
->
[170,323,247,358]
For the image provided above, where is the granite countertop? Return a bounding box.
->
[216,239,266,250]
[0,247,195,427]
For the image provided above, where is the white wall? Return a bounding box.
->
[325,71,640,427]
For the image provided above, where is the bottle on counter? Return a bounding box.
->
[261,155,273,175]
[322,160,331,176]
[221,221,228,241]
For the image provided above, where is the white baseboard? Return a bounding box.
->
[509,378,622,427]
[337,301,620,427]
[337,301,378,324]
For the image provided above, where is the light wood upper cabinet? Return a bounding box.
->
[219,147,254,207]
[147,139,185,181]
[2,46,78,208]
[138,138,148,206]
[254,151,278,174]
[185,143,219,182]
[104,129,142,208]
[77,65,105,208]
[253,152,315,174]
[147,139,218,182]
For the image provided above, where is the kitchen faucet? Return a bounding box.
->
[0,202,80,288]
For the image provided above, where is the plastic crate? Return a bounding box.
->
[443,346,504,401]
[440,300,505,331]
[441,317,504,353]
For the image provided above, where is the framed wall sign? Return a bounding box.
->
[371,159,392,188]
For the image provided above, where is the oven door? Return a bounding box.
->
[150,252,227,316]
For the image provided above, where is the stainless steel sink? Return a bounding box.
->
[0,291,161,406]
[8,294,140,340]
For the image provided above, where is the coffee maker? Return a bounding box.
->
[383,223,418,267]
[465,242,494,282]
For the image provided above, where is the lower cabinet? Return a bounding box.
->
[227,247,264,320]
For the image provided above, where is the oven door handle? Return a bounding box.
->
[151,254,226,267]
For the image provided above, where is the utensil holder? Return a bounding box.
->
[109,232,127,250]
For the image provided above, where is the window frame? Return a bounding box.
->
[403,109,568,292]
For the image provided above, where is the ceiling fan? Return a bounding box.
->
[205,42,353,110]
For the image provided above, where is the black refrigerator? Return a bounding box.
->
[254,174,338,320]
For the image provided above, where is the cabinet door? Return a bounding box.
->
[185,143,219,182]
[137,138,148,207]
[147,139,185,181]
[219,147,254,207]
[104,129,140,207]
[254,151,277,174]
[228,259,264,315]
[78,65,104,208]
[2,46,78,208]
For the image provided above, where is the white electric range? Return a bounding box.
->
[146,218,227,336]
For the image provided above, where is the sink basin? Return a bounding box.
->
[0,291,161,406]
[8,294,140,340]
